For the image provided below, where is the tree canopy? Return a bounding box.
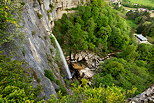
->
[53,0,130,55]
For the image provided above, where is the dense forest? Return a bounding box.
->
[126,8,154,38]
[53,0,131,55]
[0,0,154,102]
[53,0,154,102]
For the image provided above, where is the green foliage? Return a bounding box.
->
[137,44,154,73]
[44,69,67,95]
[31,31,36,36]
[129,0,154,9]
[37,12,43,19]
[50,48,53,53]
[137,44,153,61]
[1,0,152,102]
[48,4,54,13]
[119,44,139,62]
[122,0,154,10]
[50,36,56,47]
[47,79,134,103]
[53,0,130,54]
[137,20,154,37]
[0,52,40,102]
[0,0,23,45]
[93,58,153,95]
[126,9,154,38]
[44,70,56,82]
[126,20,137,29]
[47,4,54,14]
[37,0,43,5]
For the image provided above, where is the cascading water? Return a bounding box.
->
[51,34,72,79]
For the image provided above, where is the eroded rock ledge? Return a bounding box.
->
[67,51,115,78]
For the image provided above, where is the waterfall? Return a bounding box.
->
[51,34,72,79]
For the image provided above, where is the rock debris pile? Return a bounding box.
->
[128,85,154,103]
[67,51,115,78]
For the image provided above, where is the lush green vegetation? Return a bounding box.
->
[147,36,154,43]
[126,9,154,42]
[44,70,67,95]
[93,42,154,96]
[45,79,135,103]
[53,0,130,55]
[0,0,24,45]
[122,0,154,10]
[0,0,154,102]
[129,0,154,8]
[44,70,56,82]
[93,57,153,95]
[53,0,154,102]
[0,0,16,45]
[0,52,41,102]
[0,1,41,102]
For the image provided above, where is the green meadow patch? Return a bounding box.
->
[129,0,154,8]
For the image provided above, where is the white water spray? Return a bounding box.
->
[51,34,72,79]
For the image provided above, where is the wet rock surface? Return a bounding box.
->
[68,51,114,78]
[70,51,103,69]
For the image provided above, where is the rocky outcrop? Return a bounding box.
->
[128,85,154,103]
[0,0,83,99]
[78,67,94,78]
[72,62,86,70]
[70,51,102,69]
[68,51,116,78]
[72,62,93,78]
[70,51,115,69]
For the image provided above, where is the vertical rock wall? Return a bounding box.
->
[0,0,81,99]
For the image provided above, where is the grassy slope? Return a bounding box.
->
[151,13,154,17]
[146,36,154,44]
[129,0,154,8]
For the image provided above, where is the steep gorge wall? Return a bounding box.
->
[0,0,81,99]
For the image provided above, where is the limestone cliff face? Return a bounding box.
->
[0,0,81,99]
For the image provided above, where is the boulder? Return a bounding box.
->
[128,85,154,103]
[70,51,103,69]
[78,68,94,78]
[72,62,86,70]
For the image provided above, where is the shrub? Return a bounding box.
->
[0,52,40,102]
[38,0,43,5]
[44,69,56,82]
[53,0,130,54]
[50,48,53,53]
[93,58,153,95]
[44,70,67,95]
[37,12,43,19]
[0,0,23,45]
[50,36,56,47]
[47,79,131,103]
[32,31,36,36]
[47,4,54,13]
